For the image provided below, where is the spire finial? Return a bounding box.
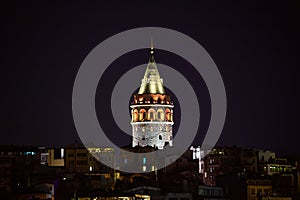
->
[150,38,154,55]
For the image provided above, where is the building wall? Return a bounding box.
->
[47,148,64,167]
[264,164,292,176]
[247,185,272,200]
[66,147,89,173]
[87,147,114,173]
[246,179,272,200]
[262,197,291,200]
[0,146,41,192]
[258,150,276,163]
[0,157,12,192]
[241,149,258,173]
[65,145,115,174]
[131,93,174,150]
[120,147,157,172]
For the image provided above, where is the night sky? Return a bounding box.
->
[5,2,300,154]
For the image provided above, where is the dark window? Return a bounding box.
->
[54,149,61,159]
[77,153,87,157]
[150,97,153,103]
[150,112,154,119]
[76,160,87,165]
[69,160,75,165]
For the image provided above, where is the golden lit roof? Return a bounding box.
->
[138,46,165,94]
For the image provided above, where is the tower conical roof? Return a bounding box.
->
[138,47,165,94]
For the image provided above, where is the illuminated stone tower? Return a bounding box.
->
[130,45,174,150]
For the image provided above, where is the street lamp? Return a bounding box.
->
[89,166,92,199]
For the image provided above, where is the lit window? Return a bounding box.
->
[142,165,146,172]
[61,148,64,159]
[143,157,147,164]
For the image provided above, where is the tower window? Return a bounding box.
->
[166,108,171,121]
[148,109,156,120]
[150,97,153,104]
[139,109,146,121]
[157,109,164,120]
[157,98,161,104]
[159,135,162,140]
[150,112,154,119]
[133,109,139,122]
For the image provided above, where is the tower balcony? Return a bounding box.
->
[131,94,173,106]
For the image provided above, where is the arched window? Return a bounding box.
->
[166,108,171,121]
[148,109,156,120]
[139,109,146,121]
[157,109,164,121]
[159,135,162,140]
[150,112,154,119]
[133,109,139,122]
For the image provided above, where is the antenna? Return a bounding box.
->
[150,38,154,54]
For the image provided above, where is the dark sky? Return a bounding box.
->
[4,1,300,154]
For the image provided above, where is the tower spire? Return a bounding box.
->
[138,41,165,94]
